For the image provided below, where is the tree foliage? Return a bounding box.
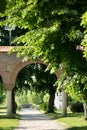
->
[58,72,87,102]
[0,0,87,105]
[81,12,87,59]
[15,63,57,92]
[0,0,87,71]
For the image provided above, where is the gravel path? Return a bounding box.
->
[14,108,67,130]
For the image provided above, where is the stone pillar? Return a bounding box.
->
[4,84,14,117]
[62,89,67,116]
[83,102,87,120]
[7,89,12,117]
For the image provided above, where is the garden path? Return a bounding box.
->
[14,107,67,130]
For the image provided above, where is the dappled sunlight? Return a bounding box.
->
[14,108,66,130]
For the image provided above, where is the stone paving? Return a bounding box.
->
[14,108,67,130]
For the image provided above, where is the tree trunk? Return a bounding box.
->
[12,89,17,114]
[62,89,67,116]
[48,89,56,113]
[83,102,87,120]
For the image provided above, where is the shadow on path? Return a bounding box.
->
[67,126,87,130]
[14,108,66,130]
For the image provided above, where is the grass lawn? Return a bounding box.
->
[0,107,19,130]
[47,109,87,130]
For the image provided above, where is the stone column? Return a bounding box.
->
[62,89,67,116]
[4,84,14,117]
[7,89,12,117]
[83,102,87,120]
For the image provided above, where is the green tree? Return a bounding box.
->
[81,12,87,59]
[0,1,87,68]
[0,0,87,118]
[0,0,86,74]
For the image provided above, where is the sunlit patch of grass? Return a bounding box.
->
[58,113,87,130]
[47,109,87,130]
[0,119,19,130]
[0,107,19,130]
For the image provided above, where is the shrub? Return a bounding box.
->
[70,101,84,113]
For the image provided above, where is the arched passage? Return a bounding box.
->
[9,60,61,88]
[13,63,57,113]
[0,75,6,107]
[9,60,39,85]
[0,47,67,117]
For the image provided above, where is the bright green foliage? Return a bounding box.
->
[58,72,87,102]
[0,0,87,104]
[81,12,87,59]
[0,118,19,130]
[1,0,87,71]
[17,90,49,107]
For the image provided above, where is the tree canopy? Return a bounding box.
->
[0,0,87,71]
[0,0,87,103]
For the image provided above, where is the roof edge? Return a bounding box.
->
[0,46,13,52]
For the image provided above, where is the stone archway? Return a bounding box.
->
[0,46,61,90]
[10,60,62,88]
[9,60,47,87]
[0,46,67,117]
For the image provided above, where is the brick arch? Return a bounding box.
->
[10,60,61,87]
[9,59,46,86]
[0,47,61,89]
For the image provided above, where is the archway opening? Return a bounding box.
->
[12,63,57,114]
[0,76,3,84]
[0,76,6,108]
